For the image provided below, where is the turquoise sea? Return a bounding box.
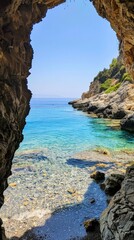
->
[2,98,134,239]
[19,98,134,154]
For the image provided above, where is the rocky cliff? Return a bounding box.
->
[92,0,134,80]
[0,0,134,239]
[82,56,132,99]
[70,57,134,131]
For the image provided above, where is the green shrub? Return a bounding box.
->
[120,65,125,71]
[119,65,126,76]
[100,78,112,91]
[94,68,109,84]
[105,83,121,94]
[122,72,132,82]
[109,58,120,77]
[110,58,117,69]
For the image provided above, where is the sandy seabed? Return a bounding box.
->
[1,148,134,240]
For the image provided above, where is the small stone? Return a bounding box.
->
[9,182,17,187]
[67,188,76,194]
[90,171,105,181]
[90,198,95,203]
[23,201,29,206]
[96,163,108,168]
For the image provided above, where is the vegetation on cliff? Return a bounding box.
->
[100,58,132,92]
[70,55,134,125]
[82,57,132,99]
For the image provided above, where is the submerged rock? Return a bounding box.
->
[90,198,96,204]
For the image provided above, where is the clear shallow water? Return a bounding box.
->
[2,98,134,239]
[18,98,134,156]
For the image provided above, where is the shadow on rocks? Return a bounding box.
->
[5,158,108,240]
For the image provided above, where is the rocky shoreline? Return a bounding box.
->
[69,82,134,239]
[69,82,134,132]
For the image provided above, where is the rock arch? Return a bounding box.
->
[0,0,134,239]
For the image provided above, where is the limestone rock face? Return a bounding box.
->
[100,165,134,240]
[71,55,134,123]
[70,81,134,121]
[93,0,134,79]
[82,80,101,100]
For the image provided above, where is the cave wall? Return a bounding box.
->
[92,0,134,79]
[100,165,134,240]
[0,0,64,229]
[0,0,134,239]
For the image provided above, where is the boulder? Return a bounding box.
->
[90,171,105,181]
[101,173,125,196]
[112,108,127,119]
[100,165,134,240]
[121,114,134,132]
[84,218,99,232]
[84,218,102,240]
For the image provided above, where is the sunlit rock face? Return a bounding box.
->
[0,0,134,239]
[92,1,134,239]
[93,0,134,79]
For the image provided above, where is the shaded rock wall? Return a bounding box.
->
[100,165,134,240]
[0,0,64,230]
[0,0,134,239]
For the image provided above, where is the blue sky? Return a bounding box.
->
[28,0,119,98]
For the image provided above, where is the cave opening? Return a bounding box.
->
[28,0,119,99]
